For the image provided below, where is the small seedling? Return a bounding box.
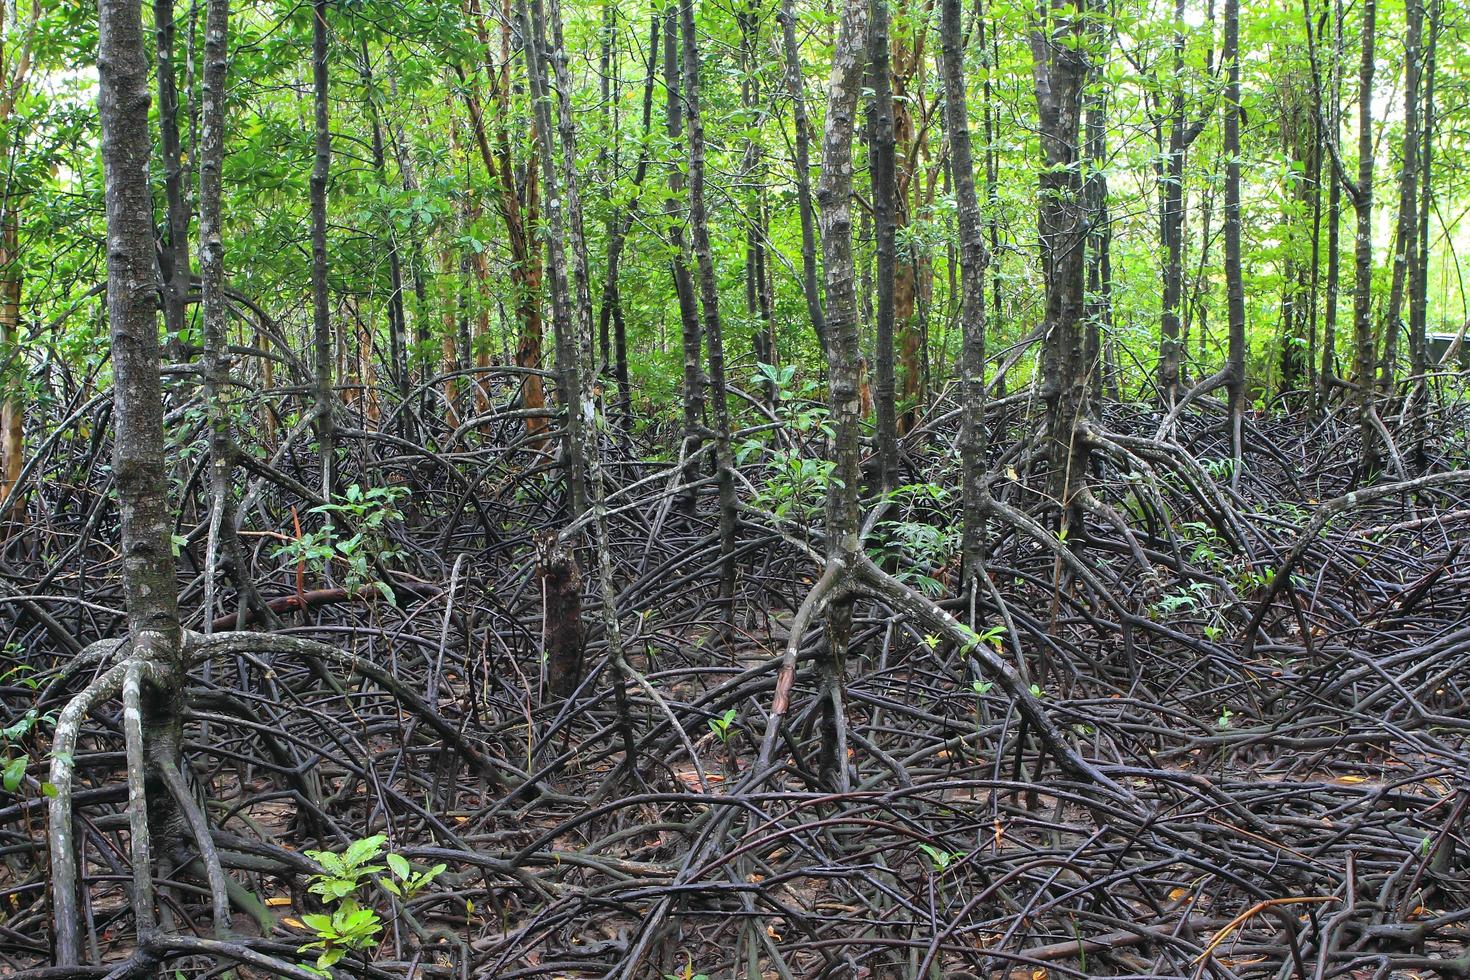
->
[707,709,738,742]
[918,843,965,873]
[381,853,447,901]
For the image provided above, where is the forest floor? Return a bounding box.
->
[1,394,1468,979]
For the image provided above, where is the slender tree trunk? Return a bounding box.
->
[0,51,33,523]
[891,7,928,433]
[461,0,547,446]
[740,2,776,402]
[596,12,659,434]
[981,3,1003,332]
[1318,0,1344,407]
[778,0,826,352]
[1223,0,1246,476]
[1381,0,1422,396]
[517,0,636,756]
[1158,0,1188,404]
[359,42,410,411]
[664,2,704,503]
[310,0,334,496]
[1351,0,1378,472]
[198,0,269,631]
[0,211,21,526]
[439,239,461,429]
[67,0,184,962]
[814,0,868,791]
[1305,85,1323,407]
[939,0,988,585]
[1084,80,1112,416]
[680,0,740,614]
[517,0,589,518]
[866,0,899,490]
[1409,0,1437,471]
[1031,0,1093,531]
[155,0,191,362]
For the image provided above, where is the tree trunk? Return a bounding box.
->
[0,211,22,528]
[537,532,583,697]
[1381,0,1422,396]
[939,0,988,585]
[310,0,335,497]
[664,2,704,504]
[891,6,928,433]
[778,0,826,352]
[814,0,868,790]
[517,0,589,518]
[1157,0,1198,404]
[1318,0,1344,408]
[66,0,185,961]
[680,0,740,615]
[199,0,270,631]
[865,0,899,491]
[155,0,192,362]
[359,42,411,412]
[1223,0,1246,477]
[1084,77,1113,417]
[1351,0,1378,472]
[517,0,636,750]
[1031,0,1093,531]
[1409,0,1438,471]
[596,12,659,435]
[462,0,547,446]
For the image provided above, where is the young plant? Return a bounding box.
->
[380,853,447,901]
[298,902,383,973]
[917,843,965,874]
[304,834,388,902]
[1,702,56,796]
[275,484,408,600]
[707,709,738,743]
[298,835,389,972]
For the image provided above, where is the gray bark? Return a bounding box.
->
[778,0,827,352]
[938,0,988,581]
[866,0,899,491]
[680,0,740,612]
[310,0,335,495]
[814,0,868,789]
[1030,0,1094,529]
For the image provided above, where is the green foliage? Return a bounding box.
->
[741,364,836,521]
[1,697,56,797]
[706,709,738,743]
[869,483,960,597]
[917,843,965,873]
[298,902,383,973]
[380,853,447,901]
[274,485,408,600]
[304,834,389,903]
[297,834,443,973]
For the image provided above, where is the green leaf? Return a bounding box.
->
[344,834,386,866]
[386,853,411,880]
[3,755,27,792]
